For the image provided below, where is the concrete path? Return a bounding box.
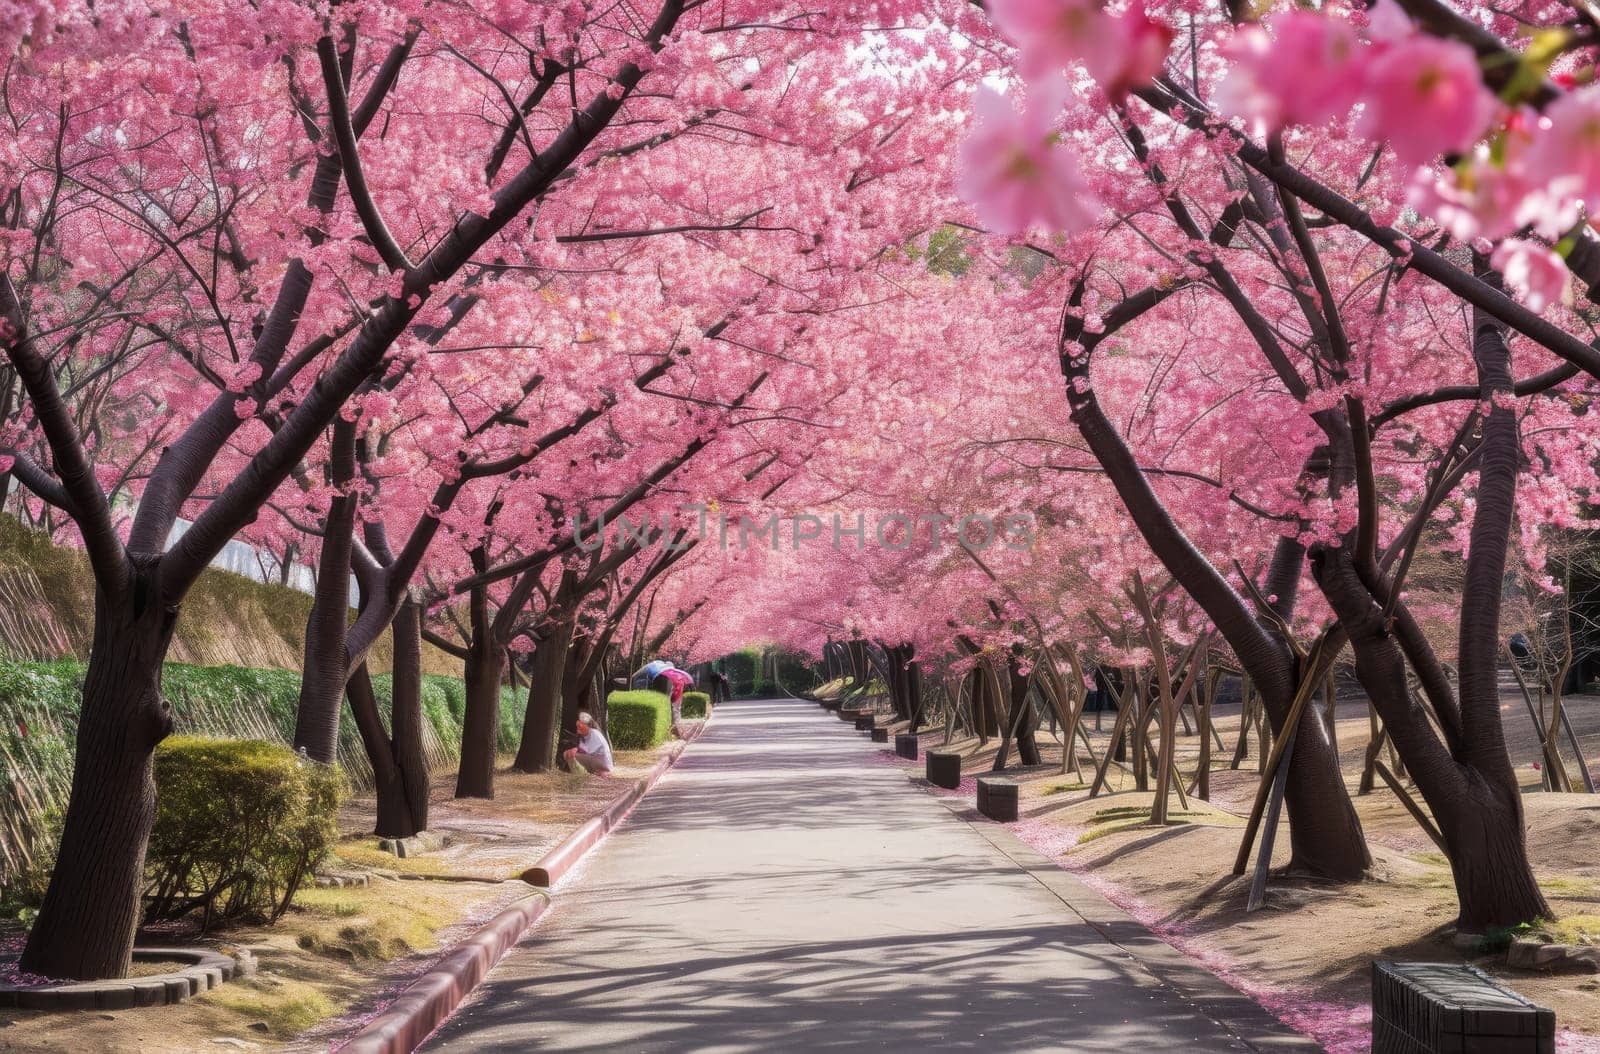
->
[422,699,1319,1053]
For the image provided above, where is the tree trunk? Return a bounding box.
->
[455,636,504,799]
[21,577,177,980]
[1314,543,1551,925]
[386,599,430,835]
[514,613,574,773]
[907,658,924,733]
[1008,655,1041,766]
[560,635,594,736]
[1439,773,1551,930]
[292,420,356,764]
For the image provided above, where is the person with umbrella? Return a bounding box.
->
[660,666,696,737]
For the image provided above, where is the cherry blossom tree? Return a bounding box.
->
[0,0,977,980]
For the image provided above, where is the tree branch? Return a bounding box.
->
[0,276,128,589]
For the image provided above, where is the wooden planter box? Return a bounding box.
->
[976,776,1018,822]
[870,727,889,743]
[926,750,961,789]
[1372,961,1554,1054]
[894,733,919,760]
[854,714,875,731]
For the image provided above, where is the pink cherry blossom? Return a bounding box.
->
[1358,35,1497,165]
[1408,149,1528,241]
[986,0,1171,101]
[1363,0,1413,44]
[987,0,1118,84]
[957,87,1099,235]
[1217,13,1363,133]
[1491,238,1568,314]
[1089,9,1173,102]
[1525,86,1600,212]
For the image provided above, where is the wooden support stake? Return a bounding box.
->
[1088,685,1134,798]
[1230,680,1254,769]
[1234,648,1330,876]
[1246,721,1295,912]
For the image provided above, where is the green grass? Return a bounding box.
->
[1076,805,1203,844]
[1536,914,1600,946]
[202,977,334,1037]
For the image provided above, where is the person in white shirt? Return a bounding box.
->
[562,711,614,775]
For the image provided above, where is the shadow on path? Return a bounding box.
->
[421,699,1315,1053]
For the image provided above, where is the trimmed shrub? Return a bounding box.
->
[606,690,672,749]
[145,737,342,929]
[681,690,711,718]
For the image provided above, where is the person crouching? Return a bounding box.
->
[562,711,614,775]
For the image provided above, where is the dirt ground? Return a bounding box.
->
[878,694,1600,1053]
[0,728,697,1054]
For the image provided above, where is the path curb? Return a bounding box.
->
[520,722,702,886]
[335,715,710,1054]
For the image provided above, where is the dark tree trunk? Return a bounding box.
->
[560,635,594,737]
[1316,543,1551,926]
[1309,283,1550,927]
[1015,689,1041,768]
[455,635,504,799]
[907,658,924,733]
[21,574,177,980]
[382,599,429,836]
[514,613,575,773]
[293,420,356,764]
[1442,775,1550,931]
[995,652,1040,770]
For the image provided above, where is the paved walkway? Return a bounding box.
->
[422,699,1319,1053]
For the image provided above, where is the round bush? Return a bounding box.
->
[606,690,672,749]
[144,736,342,929]
[680,690,711,718]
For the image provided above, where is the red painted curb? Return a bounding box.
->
[334,714,709,1054]
[335,894,550,1054]
[521,723,700,887]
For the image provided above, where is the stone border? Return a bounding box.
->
[1509,937,1600,972]
[334,714,710,1054]
[0,947,248,1011]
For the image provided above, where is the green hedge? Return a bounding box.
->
[0,659,526,771]
[681,690,711,718]
[0,659,524,918]
[607,690,672,749]
[145,737,342,928]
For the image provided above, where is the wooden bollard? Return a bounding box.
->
[895,733,918,760]
[1372,962,1554,1054]
[976,776,1019,822]
[870,727,889,743]
[854,713,875,731]
[926,750,961,789]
